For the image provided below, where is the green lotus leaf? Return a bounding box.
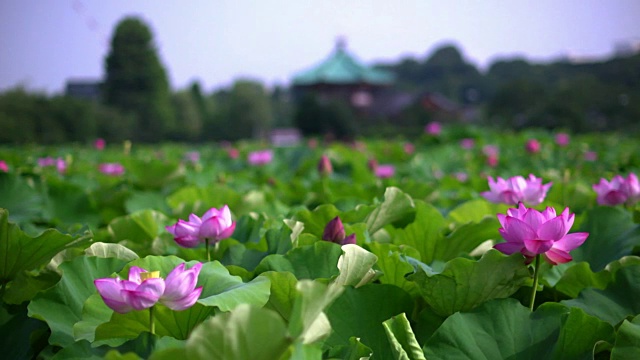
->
[289,280,344,343]
[424,298,614,360]
[95,303,215,344]
[108,209,170,257]
[611,314,640,359]
[254,241,343,280]
[325,284,414,360]
[27,255,129,347]
[323,336,373,360]
[407,249,530,317]
[43,177,101,228]
[367,242,420,297]
[123,157,184,191]
[166,184,242,221]
[562,264,640,326]
[0,208,93,289]
[261,271,299,322]
[0,174,45,225]
[571,207,640,272]
[383,312,426,360]
[364,187,415,234]
[185,304,291,360]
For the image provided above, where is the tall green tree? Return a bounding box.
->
[103,17,175,142]
[224,80,273,140]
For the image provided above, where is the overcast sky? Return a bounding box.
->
[1,0,639,94]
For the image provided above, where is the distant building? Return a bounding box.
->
[290,40,473,124]
[65,80,102,101]
[291,39,395,115]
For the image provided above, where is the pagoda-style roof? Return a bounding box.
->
[292,41,395,86]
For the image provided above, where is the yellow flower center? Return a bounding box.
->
[140,271,161,281]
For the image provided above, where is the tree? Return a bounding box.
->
[103,17,175,142]
[224,80,273,140]
[171,89,203,142]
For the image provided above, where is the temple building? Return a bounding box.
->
[291,40,396,114]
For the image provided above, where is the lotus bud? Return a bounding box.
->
[318,155,333,176]
[323,216,346,243]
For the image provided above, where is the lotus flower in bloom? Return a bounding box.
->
[184,151,200,164]
[460,138,475,149]
[592,173,640,206]
[38,157,56,167]
[95,138,106,150]
[494,203,588,265]
[481,174,552,206]
[94,263,202,313]
[0,160,8,173]
[375,164,395,179]
[99,163,125,176]
[403,142,415,155]
[38,157,67,174]
[248,150,273,165]
[555,133,570,147]
[166,206,236,248]
[227,147,240,159]
[584,151,598,162]
[322,216,356,245]
[482,145,499,167]
[159,263,204,310]
[525,139,541,154]
[425,121,442,136]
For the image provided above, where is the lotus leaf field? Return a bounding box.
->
[1,126,640,359]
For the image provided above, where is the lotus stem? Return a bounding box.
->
[205,238,211,262]
[529,254,541,312]
[149,306,155,335]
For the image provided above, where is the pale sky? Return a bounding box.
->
[1,0,639,94]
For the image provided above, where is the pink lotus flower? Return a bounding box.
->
[160,263,204,310]
[56,158,67,174]
[94,263,202,313]
[425,122,442,136]
[494,204,588,265]
[584,151,598,162]
[403,142,415,155]
[99,163,125,176]
[486,154,499,168]
[481,174,552,206]
[0,160,8,173]
[38,157,56,167]
[94,266,166,313]
[184,151,200,163]
[38,157,67,174]
[166,206,236,248]
[322,216,356,245]
[318,155,333,176]
[455,172,468,182]
[592,173,640,206]
[555,133,570,147]
[375,164,395,179]
[482,145,499,157]
[525,139,541,154]
[460,138,475,149]
[248,150,273,165]
[95,138,106,150]
[367,158,378,172]
[227,147,239,159]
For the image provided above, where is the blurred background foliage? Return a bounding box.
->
[0,17,638,144]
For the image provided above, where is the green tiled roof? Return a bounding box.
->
[292,43,395,86]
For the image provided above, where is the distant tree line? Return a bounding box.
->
[377,44,640,133]
[0,17,638,144]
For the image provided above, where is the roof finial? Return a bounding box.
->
[336,36,347,51]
